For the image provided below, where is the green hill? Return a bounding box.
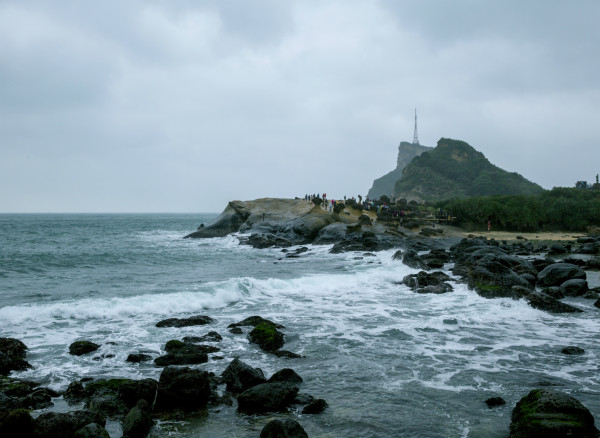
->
[393,138,544,202]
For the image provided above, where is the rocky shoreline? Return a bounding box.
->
[2,198,600,437]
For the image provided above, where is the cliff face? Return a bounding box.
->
[367,142,432,199]
[392,138,544,202]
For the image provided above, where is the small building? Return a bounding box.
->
[576,181,588,189]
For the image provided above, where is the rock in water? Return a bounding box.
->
[260,418,308,438]
[220,358,266,394]
[509,388,599,437]
[248,322,285,351]
[121,400,153,438]
[537,263,586,287]
[69,341,100,356]
[154,366,211,412]
[155,315,213,327]
[237,382,299,414]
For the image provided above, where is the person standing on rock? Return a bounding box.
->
[487,217,491,231]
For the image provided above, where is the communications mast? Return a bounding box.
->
[412,108,420,145]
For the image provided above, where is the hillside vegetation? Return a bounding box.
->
[438,188,600,232]
[393,138,544,202]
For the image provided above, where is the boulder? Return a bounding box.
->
[560,279,589,297]
[485,397,506,407]
[524,291,583,314]
[69,341,100,356]
[245,233,293,249]
[537,263,586,287]
[402,271,453,294]
[125,353,152,363]
[184,200,252,238]
[248,322,285,352]
[0,339,28,359]
[183,331,223,343]
[0,409,35,437]
[561,346,585,355]
[64,378,157,417]
[73,423,110,438]
[0,351,32,376]
[155,315,213,328]
[121,400,153,438]
[302,398,328,414]
[237,382,299,415]
[401,250,428,270]
[260,418,308,438]
[509,388,599,437]
[154,366,211,412]
[268,369,303,384]
[228,316,284,329]
[154,340,214,366]
[220,358,266,394]
[33,410,106,438]
[548,243,567,255]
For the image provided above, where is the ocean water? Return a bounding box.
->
[1,213,599,437]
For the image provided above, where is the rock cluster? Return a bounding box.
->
[0,313,323,437]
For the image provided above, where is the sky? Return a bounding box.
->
[1,0,599,213]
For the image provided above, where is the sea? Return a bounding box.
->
[0,213,599,437]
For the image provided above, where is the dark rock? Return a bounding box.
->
[548,243,567,254]
[537,263,586,287]
[531,258,555,273]
[116,379,157,410]
[402,271,453,294]
[220,358,266,394]
[0,339,28,359]
[228,316,284,329]
[229,327,243,334]
[561,346,585,355]
[520,273,537,286]
[485,397,505,407]
[595,298,600,309]
[154,366,211,412]
[69,341,100,356]
[270,350,303,359]
[155,315,213,328]
[126,354,152,363]
[246,233,293,249]
[237,382,299,414]
[0,409,35,437]
[121,400,153,438]
[509,388,599,438]
[358,215,372,226]
[542,287,564,299]
[302,398,328,414]
[183,331,223,343]
[21,387,55,410]
[392,250,403,260]
[260,418,308,438]
[268,369,303,384]
[248,322,285,352]
[525,292,583,314]
[73,423,110,438]
[577,236,596,244]
[0,351,32,376]
[576,243,599,254]
[560,279,589,297]
[401,250,428,270]
[33,410,106,438]
[154,340,216,366]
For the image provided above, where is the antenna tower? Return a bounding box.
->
[412,108,420,145]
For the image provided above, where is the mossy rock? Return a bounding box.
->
[248,322,285,351]
[0,409,35,437]
[509,388,599,437]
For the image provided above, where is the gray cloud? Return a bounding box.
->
[1,0,598,212]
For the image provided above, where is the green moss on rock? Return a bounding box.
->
[248,322,285,351]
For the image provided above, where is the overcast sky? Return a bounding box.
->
[1,0,599,213]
